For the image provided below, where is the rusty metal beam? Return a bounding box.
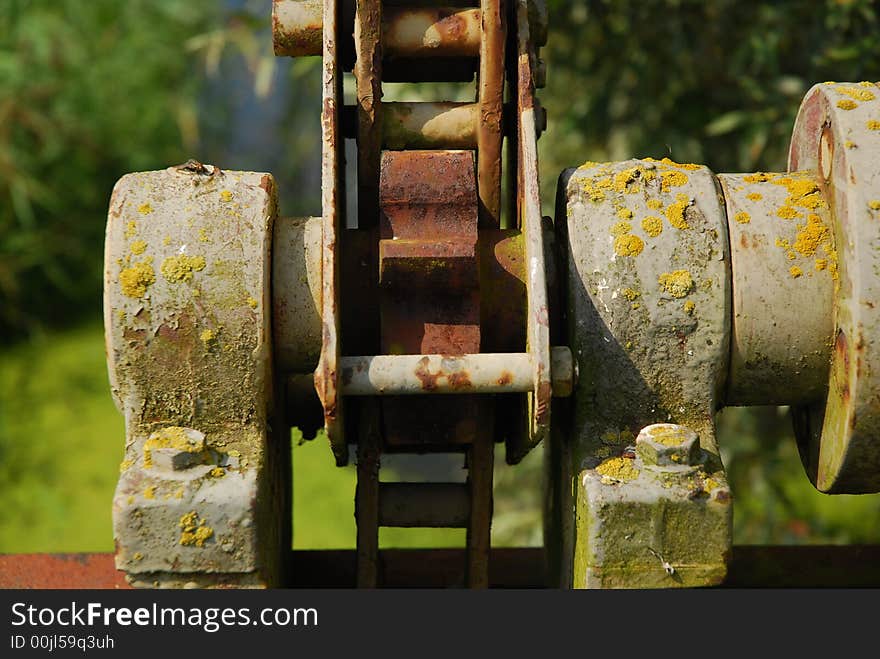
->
[477,0,505,228]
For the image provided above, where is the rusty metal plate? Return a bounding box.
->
[788,81,880,493]
[477,0,505,227]
[506,0,551,464]
[315,0,347,465]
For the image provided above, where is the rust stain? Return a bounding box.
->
[448,370,472,390]
[414,356,440,391]
[497,371,514,386]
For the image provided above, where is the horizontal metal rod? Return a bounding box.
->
[382,102,478,149]
[379,482,470,528]
[340,347,575,396]
[342,353,533,395]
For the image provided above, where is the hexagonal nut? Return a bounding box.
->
[144,427,208,472]
[636,424,701,467]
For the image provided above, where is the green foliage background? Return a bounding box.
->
[2,0,880,554]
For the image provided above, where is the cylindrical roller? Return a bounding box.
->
[382,102,478,149]
[383,7,481,58]
[720,172,835,406]
[272,216,323,374]
[379,483,470,527]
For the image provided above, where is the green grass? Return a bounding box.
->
[0,323,464,552]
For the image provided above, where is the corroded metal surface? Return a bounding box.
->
[273,0,323,57]
[558,157,732,588]
[382,101,478,149]
[788,81,880,493]
[477,0,505,227]
[378,150,482,448]
[355,0,382,229]
[105,167,287,587]
[315,0,347,465]
[507,0,551,464]
[339,349,572,396]
[383,7,481,58]
[719,172,835,406]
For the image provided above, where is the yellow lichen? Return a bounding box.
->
[119,459,134,473]
[734,211,751,224]
[160,255,206,283]
[646,198,663,210]
[130,240,147,255]
[867,120,880,130]
[124,220,138,239]
[137,203,153,215]
[777,205,803,220]
[845,140,856,149]
[581,178,606,203]
[173,487,184,499]
[209,467,225,478]
[126,495,135,505]
[746,192,762,201]
[790,266,804,278]
[641,216,663,237]
[162,235,172,246]
[246,296,258,309]
[614,234,645,257]
[179,512,214,547]
[144,486,156,500]
[859,81,876,88]
[743,172,775,184]
[610,221,632,236]
[772,176,826,210]
[869,200,880,210]
[792,214,830,257]
[613,167,641,193]
[622,288,641,301]
[133,552,144,561]
[200,328,217,347]
[684,300,696,315]
[119,261,156,298]
[647,425,690,446]
[665,194,691,230]
[658,270,694,298]
[660,169,689,192]
[617,208,634,220]
[198,227,211,243]
[837,99,858,110]
[838,86,876,102]
[775,237,790,249]
[815,259,828,271]
[596,457,640,483]
[220,190,234,202]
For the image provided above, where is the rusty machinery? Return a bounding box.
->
[104,1,880,588]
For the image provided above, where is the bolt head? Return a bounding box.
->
[636,424,701,467]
